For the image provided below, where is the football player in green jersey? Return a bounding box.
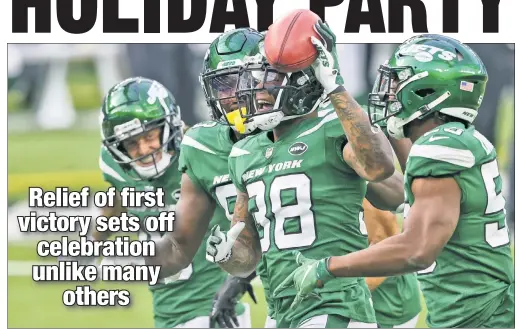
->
[135,29,274,328]
[204,21,402,328]
[276,34,515,328]
[93,77,251,328]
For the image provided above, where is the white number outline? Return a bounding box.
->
[246,173,317,251]
[415,128,509,275]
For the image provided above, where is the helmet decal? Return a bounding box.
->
[368,34,488,139]
[100,77,183,181]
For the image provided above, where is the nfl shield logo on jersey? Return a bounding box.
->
[288,142,308,156]
[265,147,274,159]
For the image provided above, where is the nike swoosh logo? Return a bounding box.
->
[429,136,449,142]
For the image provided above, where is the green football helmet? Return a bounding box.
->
[100,77,183,181]
[368,34,488,139]
[200,28,325,134]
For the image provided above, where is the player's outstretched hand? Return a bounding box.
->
[206,222,245,264]
[310,21,344,95]
[210,276,257,328]
[274,251,335,314]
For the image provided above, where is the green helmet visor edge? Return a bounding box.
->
[367,64,417,126]
[200,65,259,122]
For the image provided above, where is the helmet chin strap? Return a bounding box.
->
[130,150,172,179]
[387,91,451,139]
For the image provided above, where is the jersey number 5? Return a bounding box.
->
[474,130,510,248]
[481,159,510,248]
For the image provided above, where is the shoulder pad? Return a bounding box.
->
[181,121,222,155]
[407,123,492,177]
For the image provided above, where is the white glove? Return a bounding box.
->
[310,21,344,95]
[206,222,245,263]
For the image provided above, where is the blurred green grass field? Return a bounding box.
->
[7,241,426,328]
[8,130,107,202]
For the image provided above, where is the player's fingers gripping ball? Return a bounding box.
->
[310,21,344,94]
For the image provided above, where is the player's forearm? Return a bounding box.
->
[221,191,262,278]
[218,239,261,278]
[328,232,430,277]
[366,171,405,211]
[330,90,394,181]
[145,234,192,279]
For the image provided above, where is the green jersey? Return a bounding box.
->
[404,122,514,328]
[228,110,376,324]
[99,147,221,328]
[371,273,422,327]
[177,120,268,313]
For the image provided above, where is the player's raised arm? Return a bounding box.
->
[146,173,216,279]
[309,21,394,182]
[205,190,262,278]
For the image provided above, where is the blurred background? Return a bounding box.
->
[7,43,515,328]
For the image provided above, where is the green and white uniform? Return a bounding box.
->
[100,147,226,328]
[404,122,514,328]
[228,110,376,327]
[370,274,421,328]
[178,121,258,326]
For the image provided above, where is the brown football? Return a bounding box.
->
[264,9,321,73]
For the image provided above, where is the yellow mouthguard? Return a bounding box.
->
[226,107,247,133]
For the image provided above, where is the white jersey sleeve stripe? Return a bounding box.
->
[99,157,126,182]
[229,146,251,157]
[181,135,216,154]
[409,144,475,168]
